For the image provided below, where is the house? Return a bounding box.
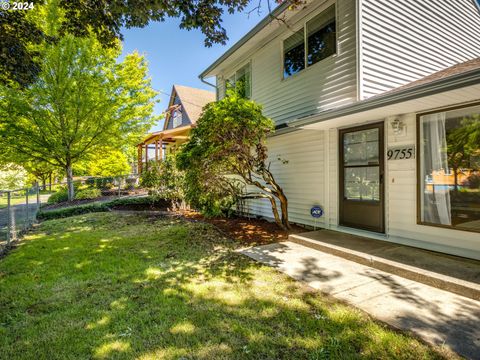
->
[137,85,215,174]
[199,0,480,260]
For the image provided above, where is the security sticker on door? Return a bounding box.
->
[387,145,415,160]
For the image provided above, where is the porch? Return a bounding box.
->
[239,230,480,358]
[137,125,191,174]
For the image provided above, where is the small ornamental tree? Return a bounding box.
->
[177,91,290,229]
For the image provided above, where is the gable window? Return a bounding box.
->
[224,63,251,98]
[418,103,480,233]
[172,109,182,128]
[283,5,336,78]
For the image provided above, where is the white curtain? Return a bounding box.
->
[421,112,452,225]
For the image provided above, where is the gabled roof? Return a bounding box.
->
[163,85,215,130]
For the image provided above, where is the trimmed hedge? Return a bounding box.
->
[47,189,69,204]
[75,188,102,200]
[37,203,109,220]
[37,196,172,221]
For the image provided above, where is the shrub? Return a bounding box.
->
[75,188,101,200]
[125,177,137,190]
[140,156,185,207]
[37,196,171,220]
[37,203,109,220]
[85,178,96,187]
[462,173,480,189]
[47,188,69,204]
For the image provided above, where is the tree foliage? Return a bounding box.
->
[0,34,159,200]
[76,148,131,177]
[177,91,290,229]
[1,0,304,87]
[140,156,185,208]
[0,164,27,190]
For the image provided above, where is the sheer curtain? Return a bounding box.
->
[421,112,452,225]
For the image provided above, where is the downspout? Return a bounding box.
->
[199,75,217,89]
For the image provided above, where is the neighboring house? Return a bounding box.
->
[137,85,215,174]
[199,0,480,259]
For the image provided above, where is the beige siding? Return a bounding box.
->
[218,0,358,125]
[360,0,480,98]
[243,129,327,227]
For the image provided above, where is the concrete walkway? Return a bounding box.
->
[240,241,480,359]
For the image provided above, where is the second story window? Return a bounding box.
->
[225,63,251,98]
[284,29,305,77]
[283,5,336,78]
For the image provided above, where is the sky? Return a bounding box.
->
[120,6,267,131]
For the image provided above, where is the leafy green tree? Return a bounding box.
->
[0,34,158,200]
[77,148,131,177]
[0,164,27,190]
[23,160,60,190]
[1,0,303,87]
[177,91,290,229]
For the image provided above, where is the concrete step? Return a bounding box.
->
[289,230,480,301]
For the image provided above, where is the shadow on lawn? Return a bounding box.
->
[0,213,455,360]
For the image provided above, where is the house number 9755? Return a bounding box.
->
[387,145,415,160]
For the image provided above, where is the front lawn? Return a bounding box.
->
[0,213,455,359]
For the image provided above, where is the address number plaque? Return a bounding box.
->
[387,145,415,160]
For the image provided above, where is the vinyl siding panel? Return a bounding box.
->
[242,129,327,227]
[218,0,358,125]
[360,0,480,98]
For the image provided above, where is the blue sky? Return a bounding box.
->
[121,7,266,131]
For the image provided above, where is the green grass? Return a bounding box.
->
[0,196,27,209]
[0,213,456,360]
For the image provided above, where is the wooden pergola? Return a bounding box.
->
[137,125,191,174]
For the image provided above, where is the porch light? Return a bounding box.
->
[391,117,406,135]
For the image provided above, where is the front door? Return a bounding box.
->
[339,122,385,233]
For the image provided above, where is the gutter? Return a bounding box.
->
[287,66,480,128]
[200,76,216,89]
[199,2,290,79]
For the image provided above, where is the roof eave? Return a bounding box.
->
[287,67,480,128]
[199,2,290,79]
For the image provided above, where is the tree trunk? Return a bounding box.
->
[266,195,285,230]
[277,190,291,230]
[66,163,74,201]
[453,167,459,192]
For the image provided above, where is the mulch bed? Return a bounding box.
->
[181,211,306,246]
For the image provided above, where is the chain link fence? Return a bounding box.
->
[0,175,141,254]
[0,185,42,253]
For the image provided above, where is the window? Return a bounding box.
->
[172,109,182,128]
[343,128,380,201]
[224,63,251,98]
[307,6,336,66]
[419,104,480,232]
[283,5,336,78]
[283,29,305,77]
